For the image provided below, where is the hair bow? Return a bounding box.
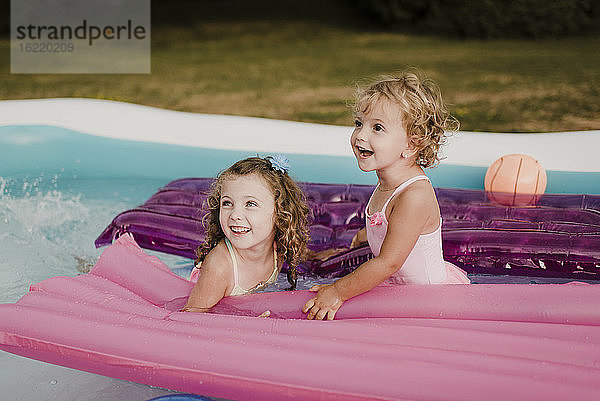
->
[269,154,290,173]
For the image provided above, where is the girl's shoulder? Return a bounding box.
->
[391,178,435,203]
[201,240,234,278]
[387,179,439,221]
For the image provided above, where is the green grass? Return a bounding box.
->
[1,1,598,132]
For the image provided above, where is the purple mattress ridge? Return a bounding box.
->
[96,178,600,280]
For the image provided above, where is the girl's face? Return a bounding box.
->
[350,98,412,173]
[219,173,276,252]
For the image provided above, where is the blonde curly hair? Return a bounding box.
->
[195,157,310,290]
[353,71,459,168]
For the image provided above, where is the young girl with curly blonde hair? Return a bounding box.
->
[303,72,470,320]
[184,156,310,313]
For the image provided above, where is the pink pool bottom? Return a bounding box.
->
[1,234,599,401]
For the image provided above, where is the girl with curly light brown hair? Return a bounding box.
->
[303,71,470,321]
[184,156,310,313]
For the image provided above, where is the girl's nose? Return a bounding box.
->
[353,128,367,142]
[229,206,243,221]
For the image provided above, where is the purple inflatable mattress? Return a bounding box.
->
[96,178,600,280]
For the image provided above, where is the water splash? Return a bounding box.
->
[0,176,131,303]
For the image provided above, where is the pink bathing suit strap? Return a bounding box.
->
[380,175,430,215]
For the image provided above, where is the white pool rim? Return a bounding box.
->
[1,98,598,173]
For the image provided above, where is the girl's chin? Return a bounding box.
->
[356,159,375,172]
[226,234,250,244]
[226,236,273,250]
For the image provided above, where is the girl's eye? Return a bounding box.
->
[354,119,362,128]
[373,124,384,132]
[221,200,232,207]
[246,200,258,207]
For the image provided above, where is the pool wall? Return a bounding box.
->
[1,98,599,193]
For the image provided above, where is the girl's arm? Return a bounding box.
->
[303,187,431,320]
[183,245,231,312]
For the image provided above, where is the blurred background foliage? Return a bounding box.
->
[0,0,598,132]
[356,0,600,38]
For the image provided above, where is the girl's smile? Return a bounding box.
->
[355,145,374,158]
[229,225,251,234]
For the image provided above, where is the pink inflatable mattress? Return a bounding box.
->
[1,234,600,401]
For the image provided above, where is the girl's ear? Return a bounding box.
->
[402,140,418,159]
[408,135,418,150]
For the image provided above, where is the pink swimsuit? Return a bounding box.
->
[366,175,470,285]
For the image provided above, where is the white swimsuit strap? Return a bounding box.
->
[257,244,278,286]
[267,245,278,283]
[365,189,376,217]
[381,175,430,215]
[224,238,240,287]
[226,239,278,291]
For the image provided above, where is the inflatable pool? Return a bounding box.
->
[1,99,600,400]
[2,98,599,192]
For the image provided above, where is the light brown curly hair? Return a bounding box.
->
[195,157,310,290]
[353,71,459,168]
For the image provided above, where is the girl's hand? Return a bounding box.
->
[302,284,344,320]
[180,306,210,313]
